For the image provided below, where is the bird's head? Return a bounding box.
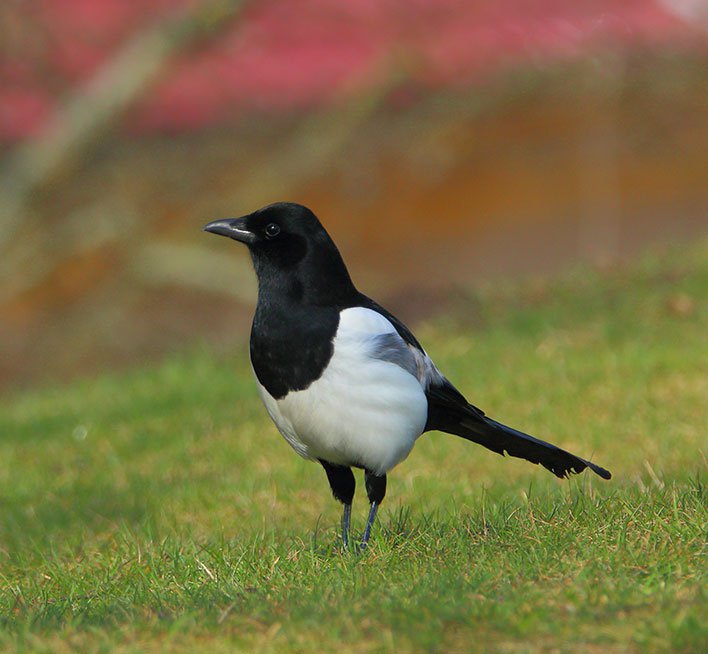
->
[204,202,317,262]
[204,202,357,303]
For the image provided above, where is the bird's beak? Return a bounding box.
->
[203,217,256,244]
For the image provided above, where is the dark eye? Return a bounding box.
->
[265,223,281,238]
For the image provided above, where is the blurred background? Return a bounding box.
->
[1,0,706,393]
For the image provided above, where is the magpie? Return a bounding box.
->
[204,202,611,550]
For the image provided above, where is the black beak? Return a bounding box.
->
[203,217,255,244]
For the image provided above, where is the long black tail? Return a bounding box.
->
[455,414,611,480]
[425,383,611,480]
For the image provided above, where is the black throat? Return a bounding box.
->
[249,232,360,399]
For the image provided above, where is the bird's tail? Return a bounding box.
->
[449,412,611,480]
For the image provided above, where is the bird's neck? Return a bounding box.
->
[254,248,359,309]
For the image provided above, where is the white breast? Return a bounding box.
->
[254,307,429,475]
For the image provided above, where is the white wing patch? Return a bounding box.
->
[253,306,431,475]
[340,307,445,389]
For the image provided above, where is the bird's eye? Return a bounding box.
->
[265,223,281,239]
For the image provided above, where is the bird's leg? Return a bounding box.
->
[360,470,387,551]
[341,502,352,550]
[319,460,355,549]
[360,501,379,549]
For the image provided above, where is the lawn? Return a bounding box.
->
[1,244,705,653]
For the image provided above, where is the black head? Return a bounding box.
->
[204,202,358,305]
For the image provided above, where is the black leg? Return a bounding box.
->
[360,470,387,550]
[319,460,355,549]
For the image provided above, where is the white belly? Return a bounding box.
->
[254,310,428,475]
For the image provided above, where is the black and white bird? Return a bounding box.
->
[204,202,611,550]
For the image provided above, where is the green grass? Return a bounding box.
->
[1,244,706,653]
